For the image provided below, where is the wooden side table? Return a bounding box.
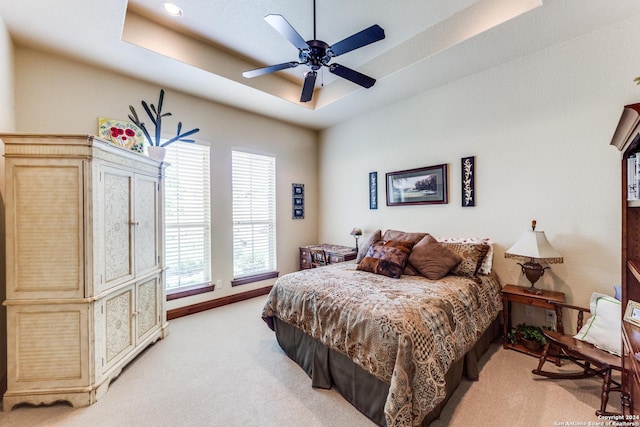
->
[501,284,565,358]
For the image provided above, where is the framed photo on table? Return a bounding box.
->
[625,300,640,327]
[386,164,448,206]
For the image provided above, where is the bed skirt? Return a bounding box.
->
[273,315,501,426]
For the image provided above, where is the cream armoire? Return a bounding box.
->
[1,134,168,410]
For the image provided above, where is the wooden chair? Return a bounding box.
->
[532,301,622,417]
[309,248,328,268]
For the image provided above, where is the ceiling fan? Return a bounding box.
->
[242,0,385,103]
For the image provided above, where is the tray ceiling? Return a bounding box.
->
[1,0,639,129]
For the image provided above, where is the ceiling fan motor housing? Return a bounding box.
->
[299,40,331,70]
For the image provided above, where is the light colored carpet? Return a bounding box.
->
[0,296,622,426]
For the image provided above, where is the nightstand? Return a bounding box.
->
[299,244,356,270]
[501,284,565,358]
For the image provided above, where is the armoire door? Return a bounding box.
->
[136,275,161,342]
[134,173,160,276]
[103,286,134,372]
[101,166,135,289]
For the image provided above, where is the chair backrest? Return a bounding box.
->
[309,248,328,268]
[554,297,622,357]
[553,302,589,335]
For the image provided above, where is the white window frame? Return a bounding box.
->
[231,150,277,280]
[163,141,212,293]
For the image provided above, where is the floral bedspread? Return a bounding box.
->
[261,262,503,427]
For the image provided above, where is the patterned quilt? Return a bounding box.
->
[261,261,503,427]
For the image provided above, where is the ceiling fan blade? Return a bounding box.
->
[300,71,317,102]
[329,64,376,88]
[329,24,385,57]
[243,62,300,78]
[265,14,309,51]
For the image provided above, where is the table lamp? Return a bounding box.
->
[504,220,563,295]
[350,228,362,252]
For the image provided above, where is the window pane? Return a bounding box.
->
[164,142,211,290]
[232,151,276,278]
[165,225,210,289]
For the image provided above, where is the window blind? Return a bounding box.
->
[232,150,276,278]
[164,142,211,290]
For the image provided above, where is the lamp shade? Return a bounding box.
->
[350,228,363,236]
[504,230,563,264]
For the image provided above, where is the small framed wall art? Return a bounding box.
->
[461,156,475,207]
[292,183,304,219]
[369,171,378,209]
[386,164,448,206]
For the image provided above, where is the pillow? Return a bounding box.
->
[437,237,493,274]
[441,242,489,277]
[357,240,414,279]
[574,293,621,355]
[356,229,382,263]
[382,230,428,274]
[382,229,427,244]
[402,263,420,276]
[408,234,462,280]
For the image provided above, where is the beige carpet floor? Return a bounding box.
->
[0,295,622,426]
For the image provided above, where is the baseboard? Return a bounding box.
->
[167,286,272,320]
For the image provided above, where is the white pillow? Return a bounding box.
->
[574,293,621,356]
[436,237,493,274]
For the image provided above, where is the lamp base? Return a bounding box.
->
[523,285,544,295]
[518,261,549,296]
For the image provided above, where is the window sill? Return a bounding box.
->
[167,283,215,301]
[231,271,279,287]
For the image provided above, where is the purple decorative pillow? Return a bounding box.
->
[357,240,415,279]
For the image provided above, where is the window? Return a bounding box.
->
[164,141,211,292]
[232,150,276,280]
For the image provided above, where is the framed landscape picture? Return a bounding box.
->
[386,164,448,206]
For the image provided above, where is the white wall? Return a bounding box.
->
[0,14,13,131]
[319,14,640,309]
[13,46,318,310]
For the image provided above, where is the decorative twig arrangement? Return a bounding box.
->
[128,89,200,147]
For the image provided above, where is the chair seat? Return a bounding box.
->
[534,329,622,416]
[543,331,622,371]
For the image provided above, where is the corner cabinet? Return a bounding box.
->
[612,104,640,415]
[1,134,168,410]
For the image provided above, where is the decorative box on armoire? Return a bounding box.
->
[1,134,169,410]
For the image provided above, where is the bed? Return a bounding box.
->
[261,231,503,427]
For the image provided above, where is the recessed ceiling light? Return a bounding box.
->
[162,2,183,17]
